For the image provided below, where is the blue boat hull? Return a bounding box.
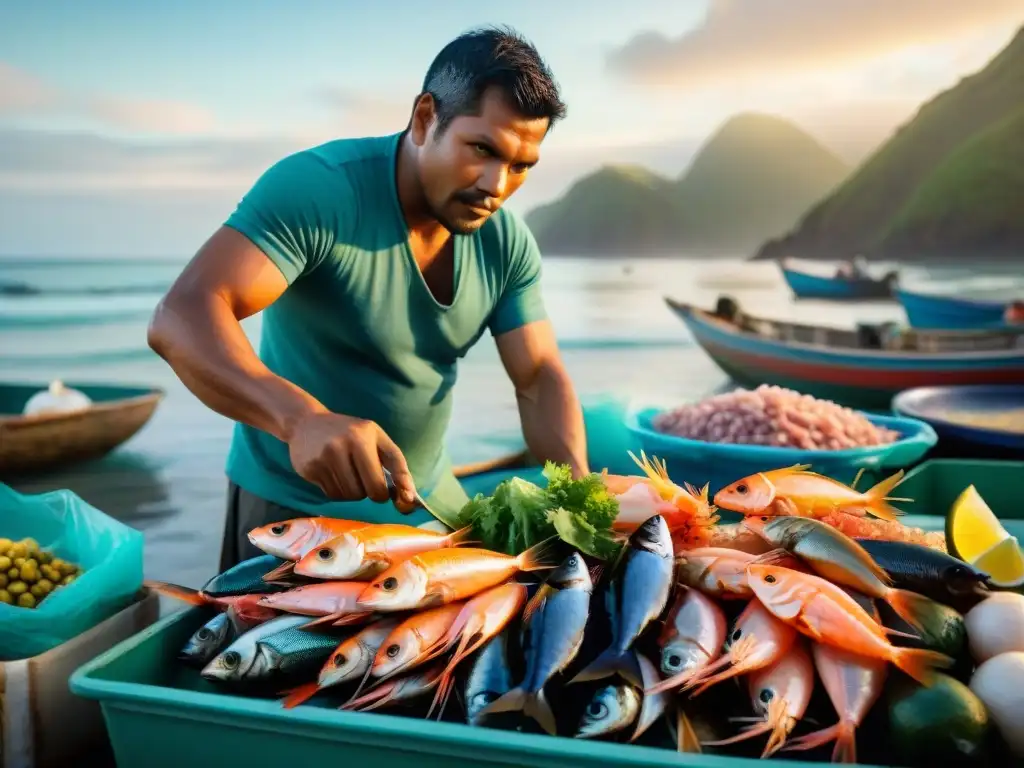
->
[897,288,1007,330]
[781,267,894,300]
[892,385,1024,458]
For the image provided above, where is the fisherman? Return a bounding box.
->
[836,255,869,280]
[148,27,589,570]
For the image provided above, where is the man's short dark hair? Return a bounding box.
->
[421,25,566,134]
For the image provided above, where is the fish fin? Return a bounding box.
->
[862,470,908,520]
[892,646,954,686]
[478,686,557,735]
[445,524,477,548]
[516,537,560,572]
[785,722,856,764]
[332,611,375,628]
[750,548,805,572]
[587,564,605,586]
[300,612,353,630]
[522,584,553,625]
[143,580,206,606]
[884,588,948,635]
[849,467,866,491]
[343,661,377,707]
[261,561,296,582]
[280,681,320,709]
[884,626,921,641]
[569,647,642,687]
[646,663,704,696]
[682,634,757,697]
[676,708,702,753]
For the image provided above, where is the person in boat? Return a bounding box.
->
[1004,300,1024,325]
[835,255,869,280]
[148,27,589,570]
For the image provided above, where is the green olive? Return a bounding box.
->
[20,561,38,583]
[0,589,10,605]
[37,551,52,565]
[0,538,12,553]
[8,543,27,559]
[42,565,60,583]
[16,592,36,609]
[61,574,77,586]
[0,556,10,572]
[12,557,25,568]
[7,568,18,580]
[7,581,27,596]
[35,578,53,595]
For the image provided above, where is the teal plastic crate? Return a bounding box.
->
[893,459,1022,522]
[70,607,852,768]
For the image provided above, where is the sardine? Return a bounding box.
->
[855,538,991,610]
[180,606,268,667]
[653,586,727,689]
[571,515,674,687]
[576,684,641,739]
[145,555,292,614]
[744,515,951,634]
[201,614,312,682]
[477,552,593,734]
[464,631,514,725]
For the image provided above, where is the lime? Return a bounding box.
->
[888,672,992,764]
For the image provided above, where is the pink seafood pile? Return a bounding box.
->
[652,385,901,450]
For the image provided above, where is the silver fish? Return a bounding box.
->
[319,617,401,690]
[576,684,641,739]
[201,614,311,682]
[464,630,514,725]
[476,550,593,734]
[180,612,234,666]
[633,652,671,742]
[572,515,673,687]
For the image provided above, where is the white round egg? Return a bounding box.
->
[970,651,1024,757]
[965,591,1024,664]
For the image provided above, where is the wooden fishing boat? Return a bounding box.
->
[0,382,163,476]
[781,263,897,301]
[896,287,1009,330]
[665,297,1024,410]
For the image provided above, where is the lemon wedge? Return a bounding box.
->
[947,485,1009,563]
[971,537,1024,588]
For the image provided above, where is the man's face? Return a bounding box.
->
[414,87,549,235]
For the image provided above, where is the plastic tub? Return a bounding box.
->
[891,458,1023,526]
[70,608,823,768]
[627,407,937,497]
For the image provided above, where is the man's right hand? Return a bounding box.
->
[286,412,418,512]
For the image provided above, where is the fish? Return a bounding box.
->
[854,537,991,610]
[145,555,292,621]
[292,523,474,581]
[703,640,815,758]
[248,516,371,561]
[464,630,514,725]
[279,616,401,708]
[201,614,314,683]
[714,466,909,522]
[428,581,529,719]
[605,452,718,549]
[256,581,373,627]
[355,539,555,612]
[785,643,888,764]
[746,563,954,685]
[743,515,951,635]
[662,598,798,698]
[676,547,808,600]
[341,661,445,713]
[179,606,271,667]
[475,552,593,733]
[576,683,641,739]
[705,522,775,555]
[571,515,674,687]
[365,602,465,685]
[632,651,671,742]
[654,586,727,685]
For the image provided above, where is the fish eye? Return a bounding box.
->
[382,577,398,591]
[568,554,578,566]
[760,516,769,522]
[386,644,401,658]
[666,653,682,669]
[588,701,608,719]
[759,689,774,703]
[731,629,742,641]
[222,651,241,668]
[736,484,748,494]
[196,628,213,641]
[764,574,776,584]
[270,523,289,536]
[317,547,334,561]
[333,653,346,667]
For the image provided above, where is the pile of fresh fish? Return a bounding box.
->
[146,465,995,763]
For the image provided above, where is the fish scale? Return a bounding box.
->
[464,631,514,724]
[203,554,292,597]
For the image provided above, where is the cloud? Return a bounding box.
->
[316,86,413,136]
[0,62,216,134]
[607,0,1023,87]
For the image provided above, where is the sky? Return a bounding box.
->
[0,0,1021,257]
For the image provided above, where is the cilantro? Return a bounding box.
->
[457,462,621,559]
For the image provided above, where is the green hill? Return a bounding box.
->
[525,113,850,256]
[755,26,1024,261]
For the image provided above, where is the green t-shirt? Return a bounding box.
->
[223,132,547,525]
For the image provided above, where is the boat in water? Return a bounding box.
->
[896,287,1013,330]
[780,261,898,301]
[0,382,163,477]
[665,296,1024,410]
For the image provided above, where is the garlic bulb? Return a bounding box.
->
[22,380,92,416]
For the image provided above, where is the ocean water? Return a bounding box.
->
[2,255,1022,590]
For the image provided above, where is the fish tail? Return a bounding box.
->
[884,587,948,635]
[479,686,556,735]
[515,537,560,572]
[279,681,320,709]
[863,470,908,520]
[261,561,296,582]
[143,580,207,606]
[569,647,642,687]
[785,722,856,764]
[445,524,477,548]
[676,708,702,753]
[892,646,954,686]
